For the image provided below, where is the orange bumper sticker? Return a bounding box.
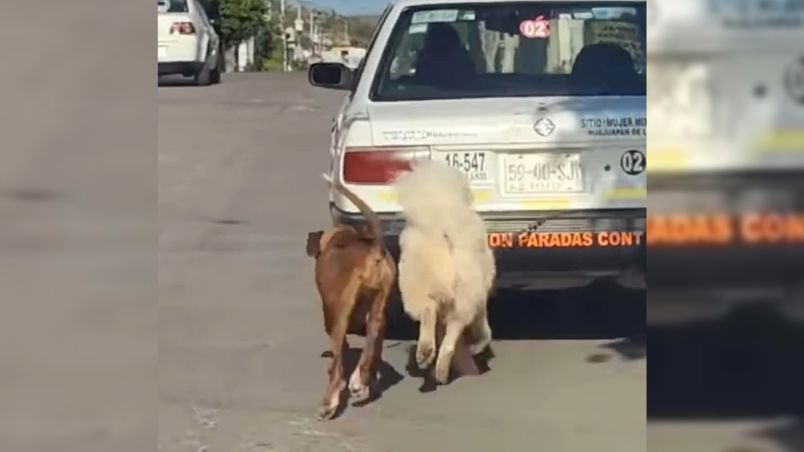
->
[488,231,644,249]
[648,213,804,246]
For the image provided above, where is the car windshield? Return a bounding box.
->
[372,2,646,101]
[158,0,189,13]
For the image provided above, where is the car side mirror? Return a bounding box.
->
[308,62,354,91]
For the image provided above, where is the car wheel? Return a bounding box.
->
[211,49,223,84]
[210,66,221,84]
[194,64,211,86]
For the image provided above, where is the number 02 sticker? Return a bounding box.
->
[519,16,551,39]
[620,150,645,175]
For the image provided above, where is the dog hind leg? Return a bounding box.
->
[318,280,360,421]
[467,307,492,355]
[349,282,391,403]
[434,317,467,384]
[416,304,438,369]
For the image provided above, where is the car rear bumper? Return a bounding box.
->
[648,171,804,292]
[158,36,204,64]
[158,62,203,76]
[330,204,646,281]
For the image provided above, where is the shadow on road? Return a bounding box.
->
[385,279,646,343]
[648,303,804,419]
[648,302,804,451]
[380,279,646,389]
[402,341,496,393]
[320,346,404,420]
[752,420,804,452]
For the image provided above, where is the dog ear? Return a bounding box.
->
[306,231,324,257]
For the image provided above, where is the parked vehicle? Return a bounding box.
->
[158,0,222,85]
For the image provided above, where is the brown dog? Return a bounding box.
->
[306,174,396,420]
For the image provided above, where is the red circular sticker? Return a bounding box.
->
[519,16,551,39]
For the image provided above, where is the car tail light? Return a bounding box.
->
[343,147,430,184]
[170,22,196,35]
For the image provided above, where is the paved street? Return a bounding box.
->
[158,73,646,452]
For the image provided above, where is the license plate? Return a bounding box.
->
[443,151,489,183]
[158,46,167,58]
[503,153,583,193]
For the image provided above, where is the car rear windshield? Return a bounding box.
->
[158,0,189,13]
[371,2,646,101]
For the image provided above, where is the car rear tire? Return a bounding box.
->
[211,49,224,84]
[194,64,211,86]
[210,67,221,84]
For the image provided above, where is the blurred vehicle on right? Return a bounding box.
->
[647,2,804,450]
[647,0,804,325]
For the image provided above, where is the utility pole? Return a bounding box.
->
[344,19,349,45]
[309,8,315,57]
[280,0,288,72]
[319,23,324,54]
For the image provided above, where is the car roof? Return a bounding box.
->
[390,0,644,8]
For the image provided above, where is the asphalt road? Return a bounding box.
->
[0,3,153,451]
[157,73,647,452]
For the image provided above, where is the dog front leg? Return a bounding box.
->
[416,305,437,369]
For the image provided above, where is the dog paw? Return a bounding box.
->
[348,370,370,403]
[349,384,370,403]
[316,403,339,421]
[434,356,451,384]
[317,381,345,421]
[416,340,436,369]
[468,338,491,356]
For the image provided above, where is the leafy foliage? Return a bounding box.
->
[219,0,269,48]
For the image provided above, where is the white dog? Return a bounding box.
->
[393,159,496,384]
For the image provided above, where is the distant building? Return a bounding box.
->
[224,36,256,72]
[320,46,366,69]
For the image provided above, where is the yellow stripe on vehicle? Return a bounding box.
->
[376,191,397,203]
[752,130,804,153]
[472,189,494,203]
[648,148,689,171]
[605,187,646,200]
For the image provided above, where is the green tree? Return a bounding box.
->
[219,0,269,49]
[255,23,282,71]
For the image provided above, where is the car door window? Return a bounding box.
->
[351,5,393,97]
[372,3,646,101]
[159,0,189,13]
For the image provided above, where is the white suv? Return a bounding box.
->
[310,0,647,289]
[158,0,222,85]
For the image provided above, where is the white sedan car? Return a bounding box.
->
[309,0,647,290]
[158,0,222,85]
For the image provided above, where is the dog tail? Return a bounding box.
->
[393,159,474,240]
[322,173,384,251]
